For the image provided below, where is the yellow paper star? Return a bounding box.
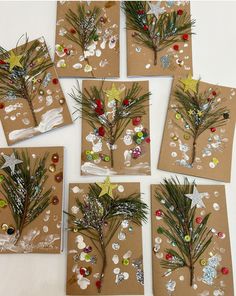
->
[180,74,198,93]
[97,177,118,198]
[4,51,23,72]
[197,110,203,117]
[105,83,123,102]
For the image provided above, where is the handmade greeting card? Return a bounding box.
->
[55,1,120,78]
[123,1,194,77]
[66,179,147,295]
[151,178,234,296]
[0,36,72,145]
[71,80,151,175]
[0,147,64,253]
[158,76,236,182]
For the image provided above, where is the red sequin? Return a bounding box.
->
[173,44,179,51]
[182,34,189,41]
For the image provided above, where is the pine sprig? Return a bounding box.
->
[122,1,195,65]
[155,177,212,286]
[0,36,53,127]
[70,82,150,168]
[0,151,52,244]
[173,80,229,165]
[65,3,101,77]
[66,183,148,293]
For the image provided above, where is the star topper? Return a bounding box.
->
[147,1,166,19]
[97,177,118,199]
[180,74,198,93]
[1,153,23,174]
[105,83,123,102]
[4,50,23,72]
[185,186,206,209]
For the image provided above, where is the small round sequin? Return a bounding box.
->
[118,185,124,192]
[171,152,177,158]
[184,134,190,140]
[121,220,129,229]
[122,259,130,266]
[179,276,184,281]
[184,235,191,242]
[128,226,133,232]
[52,153,59,163]
[55,172,63,182]
[7,227,15,235]
[113,268,120,275]
[1,223,8,231]
[52,196,59,205]
[112,243,120,250]
[200,259,207,266]
[49,164,56,172]
[213,203,220,211]
[112,255,119,264]
[0,199,7,208]
[218,232,225,239]
[59,98,65,105]
[175,113,181,120]
[71,205,80,214]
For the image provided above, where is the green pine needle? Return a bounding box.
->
[155,177,212,286]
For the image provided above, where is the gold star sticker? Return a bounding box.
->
[4,51,23,72]
[188,109,194,115]
[180,74,198,93]
[105,83,123,102]
[97,177,118,198]
[197,110,203,117]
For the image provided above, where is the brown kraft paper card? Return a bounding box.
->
[125,1,193,77]
[0,37,72,145]
[55,1,120,78]
[158,76,236,182]
[66,181,144,295]
[80,80,151,176]
[0,146,64,253]
[151,182,234,296]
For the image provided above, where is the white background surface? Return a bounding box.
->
[0,1,236,295]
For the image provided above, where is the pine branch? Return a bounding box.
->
[155,177,212,286]
[65,3,102,77]
[0,151,52,244]
[173,80,229,165]
[0,35,53,127]
[66,183,147,293]
[70,82,150,168]
[122,1,195,65]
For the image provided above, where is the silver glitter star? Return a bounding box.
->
[147,2,166,19]
[1,153,23,174]
[185,186,206,209]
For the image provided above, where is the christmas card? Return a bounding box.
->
[55,1,120,78]
[158,76,236,182]
[123,1,194,77]
[71,79,151,176]
[0,147,64,253]
[151,178,234,296]
[0,36,72,145]
[66,179,146,295]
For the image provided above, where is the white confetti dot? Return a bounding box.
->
[213,203,220,211]
[118,185,124,192]
[43,226,48,233]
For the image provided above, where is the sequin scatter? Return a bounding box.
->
[132,257,144,285]
[202,254,221,285]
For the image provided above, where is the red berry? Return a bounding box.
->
[95,280,102,288]
[123,98,130,106]
[80,268,86,276]
[137,9,144,15]
[166,253,173,261]
[98,126,105,137]
[132,117,141,126]
[95,107,104,115]
[64,48,68,54]
[196,217,203,224]
[155,209,163,217]
[182,34,189,41]
[95,99,102,108]
[177,9,183,15]
[210,127,216,132]
[143,25,149,31]
[52,153,59,163]
[145,137,151,143]
[55,172,63,183]
[221,267,229,275]
[70,28,76,34]
[0,103,4,109]
[52,78,59,85]
[173,44,179,51]
[212,91,217,96]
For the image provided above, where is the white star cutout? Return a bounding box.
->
[185,186,206,209]
[1,153,23,174]
[147,1,166,19]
